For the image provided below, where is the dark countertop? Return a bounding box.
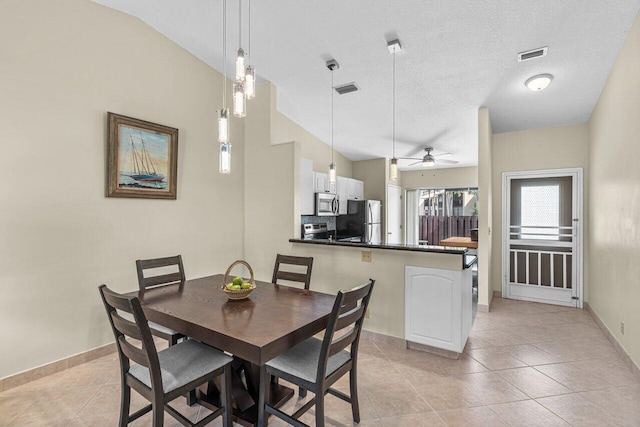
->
[289,238,468,255]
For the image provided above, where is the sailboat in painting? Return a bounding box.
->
[119,128,167,189]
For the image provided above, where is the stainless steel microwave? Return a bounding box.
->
[315,192,338,216]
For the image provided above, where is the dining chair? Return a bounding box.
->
[272,254,314,290]
[135,255,186,346]
[257,279,375,427]
[99,284,233,427]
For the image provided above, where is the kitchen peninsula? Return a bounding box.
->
[289,238,477,357]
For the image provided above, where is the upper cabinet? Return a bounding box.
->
[347,178,364,200]
[313,171,336,194]
[300,158,315,215]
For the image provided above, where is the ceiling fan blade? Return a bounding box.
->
[437,159,459,164]
[408,160,422,166]
[433,152,453,157]
[398,157,422,161]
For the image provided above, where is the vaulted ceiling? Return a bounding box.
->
[92,0,640,169]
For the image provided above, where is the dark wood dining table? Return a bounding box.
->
[130,274,336,426]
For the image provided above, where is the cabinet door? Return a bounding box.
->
[300,158,314,215]
[348,179,364,200]
[337,177,348,215]
[314,172,328,193]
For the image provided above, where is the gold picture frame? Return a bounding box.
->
[106,112,178,199]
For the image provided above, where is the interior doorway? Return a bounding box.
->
[502,168,583,307]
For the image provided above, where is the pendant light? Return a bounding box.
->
[388,39,402,181]
[244,0,256,99]
[235,0,245,82]
[219,0,231,174]
[326,59,339,184]
[233,0,247,116]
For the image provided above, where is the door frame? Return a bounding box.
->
[387,184,402,244]
[501,168,584,308]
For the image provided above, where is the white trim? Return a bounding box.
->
[502,168,583,308]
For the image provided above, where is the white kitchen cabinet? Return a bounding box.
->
[300,158,314,215]
[313,171,336,194]
[336,177,348,215]
[405,265,472,355]
[347,178,364,200]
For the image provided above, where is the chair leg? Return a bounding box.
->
[315,391,325,427]
[222,366,233,427]
[186,389,197,406]
[119,382,131,427]
[299,387,307,398]
[152,393,164,427]
[349,367,360,423]
[258,365,270,427]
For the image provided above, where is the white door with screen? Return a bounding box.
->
[502,169,583,307]
[387,185,402,244]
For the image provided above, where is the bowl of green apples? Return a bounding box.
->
[221,260,256,300]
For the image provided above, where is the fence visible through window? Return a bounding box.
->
[418,188,478,245]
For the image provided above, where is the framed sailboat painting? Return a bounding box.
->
[107,113,178,199]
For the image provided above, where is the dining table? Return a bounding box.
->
[129,274,336,426]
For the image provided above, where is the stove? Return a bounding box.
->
[301,223,332,240]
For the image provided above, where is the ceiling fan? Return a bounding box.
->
[400,147,459,167]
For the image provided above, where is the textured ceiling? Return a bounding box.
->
[91,0,640,169]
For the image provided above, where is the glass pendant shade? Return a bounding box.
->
[233,81,246,117]
[329,163,337,184]
[422,159,435,168]
[219,143,231,174]
[389,158,398,180]
[218,108,229,143]
[245,65,256,99]
[235,48,246,81]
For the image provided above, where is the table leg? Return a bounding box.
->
[199,356,294,427]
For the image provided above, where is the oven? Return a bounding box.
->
[302,223,331,240]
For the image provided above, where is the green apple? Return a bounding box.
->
[241,282,252,290]
[232,276,244,287]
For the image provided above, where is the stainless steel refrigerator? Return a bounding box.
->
[336,200,382,244]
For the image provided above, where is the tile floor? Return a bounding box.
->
[1,297,639,426]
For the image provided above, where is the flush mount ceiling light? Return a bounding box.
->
[525,74,553,91]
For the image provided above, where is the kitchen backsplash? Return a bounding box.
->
[301,215,336,231]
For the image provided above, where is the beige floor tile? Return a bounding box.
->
[411,377,484,411]
[381,412,446,426]
[437,406,507,426]
[77,382,150,417]
[580,384,640,424]
[534,362,613,392]
[495,367,571,399]
[67,413,120,426]
[297,392,380,426]
[488,399,569,426]
[52,361,115,390]
[533,339,619,363]
[468,328,528,347]
[7,385,97,426]
[363,378,433,418]
[463,335,492,351]
[536,393,621,426]
[503,344,562,366]
[455,372,529,405]
[0,393,37,426]
[466,347,528,371]
[571,358,640,387]
[0,371,67,397]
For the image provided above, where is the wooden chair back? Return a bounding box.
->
[316,280,375,384]
[272,254,314,290]
[98,285,163,392]
[136,255,185,292]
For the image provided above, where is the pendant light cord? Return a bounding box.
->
[248,0,251,57]
[331,68,334,165]
[392,47,396,158]
[222,0,227,108]
[238,0,242,48]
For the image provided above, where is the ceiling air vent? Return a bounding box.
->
[518,47,548,62]
[334,82,359,95]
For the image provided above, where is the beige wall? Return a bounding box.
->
[478,108,493,309]
[0,0,245,379]
[587,12,640,367]
[402,166,478,190]
[491,124,589,293]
